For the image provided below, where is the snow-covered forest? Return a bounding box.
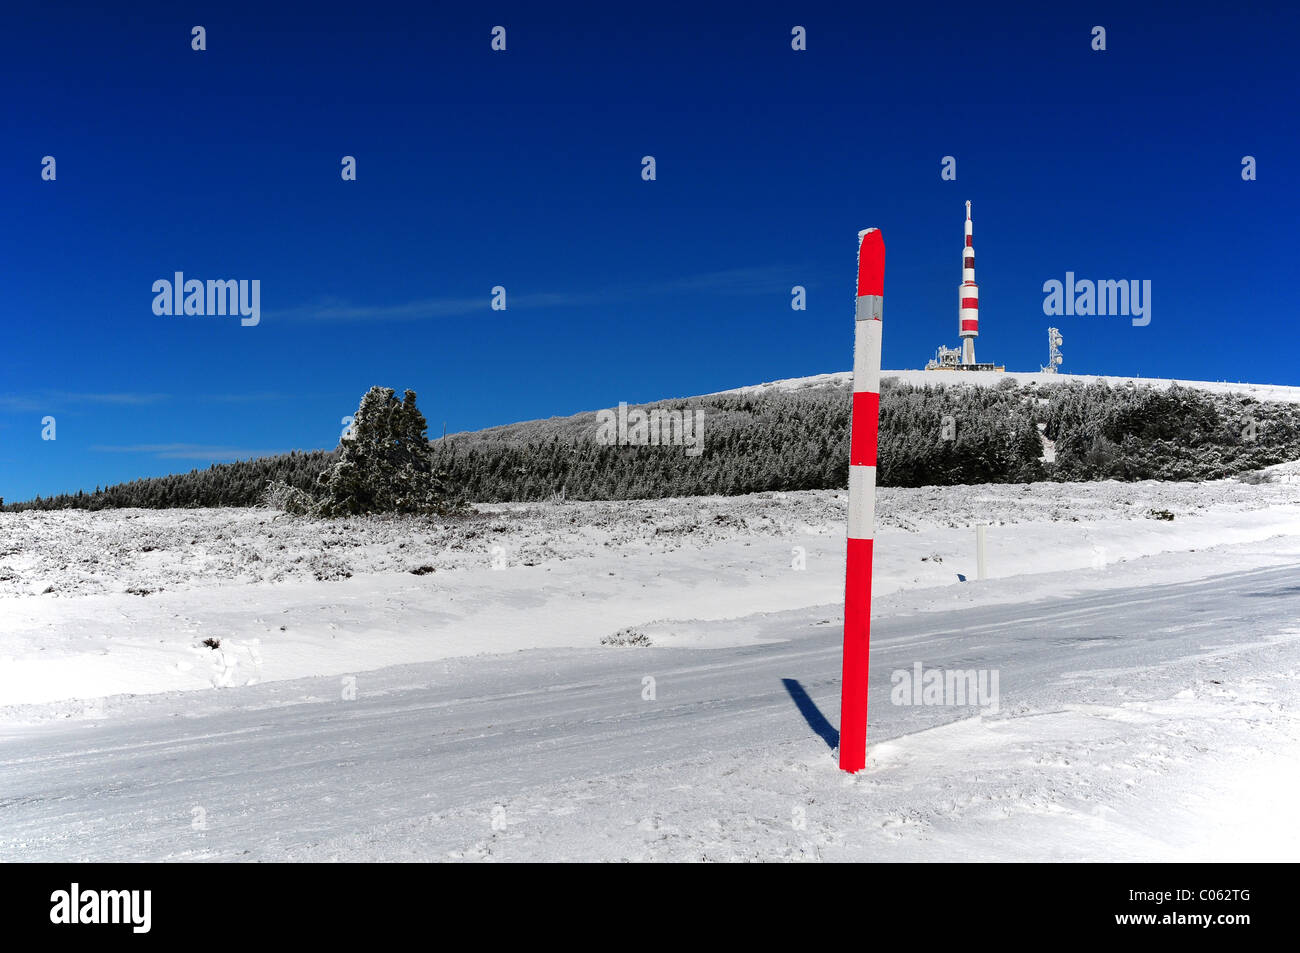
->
[6,376,1299,511]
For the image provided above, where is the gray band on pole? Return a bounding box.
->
[855,294,883,323]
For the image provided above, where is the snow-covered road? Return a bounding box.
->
[3,561,1297,862]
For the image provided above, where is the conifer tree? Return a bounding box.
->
[317,387,450,515]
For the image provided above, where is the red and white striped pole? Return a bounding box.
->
[840,227,884,774]
[959,200,979,365]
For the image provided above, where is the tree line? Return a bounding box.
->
[5,378,1297,512]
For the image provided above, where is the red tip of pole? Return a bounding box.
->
[856,228,885,298]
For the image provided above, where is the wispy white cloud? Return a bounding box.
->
[91,443,285,460]
[0,392,297,412]
[0,392,171,412]
[197,392,293,404]
[268,295,488,322]
[268,265,798,323]
[78,393,170,405]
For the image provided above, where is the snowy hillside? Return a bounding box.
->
[14,368,1300,513]
[715,368,1300,404]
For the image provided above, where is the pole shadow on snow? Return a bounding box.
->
[781,678,839,751]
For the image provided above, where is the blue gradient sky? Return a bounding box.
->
[2,1,1296,501]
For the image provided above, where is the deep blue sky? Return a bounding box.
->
[2,1,1296,501]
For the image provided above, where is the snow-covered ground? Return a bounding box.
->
[3,473,1300,861]
[718,368,1300,404]
[4,475,1300,708]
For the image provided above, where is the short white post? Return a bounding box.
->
[975,525,987,581]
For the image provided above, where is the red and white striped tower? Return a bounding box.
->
[839,226,884,774]
[959,200,979,365]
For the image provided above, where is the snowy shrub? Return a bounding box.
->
[261,479,318,515]
[309,553,352,581]
[1147,508,1175,521]
[1238,470,1275,485]
[601,626,652,647]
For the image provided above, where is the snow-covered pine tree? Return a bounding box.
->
[316,387,451,516]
